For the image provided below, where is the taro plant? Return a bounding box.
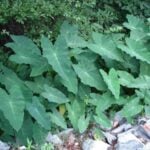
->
[0,15,149,145]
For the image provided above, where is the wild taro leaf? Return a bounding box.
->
[78,83,91,100]
[41,85,69,104]
[66,100,85,130]
[57,21,86,48]
[0,88,25,131]
[100,68,120,99]
[90,92,115,111]
[26,97,51,130]
[123,15,146,31]
[94,113,111,128]
[49,108,67,129]
[73,62,106,91]
[5,35,49,76]
[25,76,52,94]
[41,36,78,94]
[140,62,150,76]
[118,71,150,89]
[120,97,143,119]
[33,123,47,144]
[16,116,33,145]
[78,115,90,133]
[0,65,32,102]
[88,32,124,62]
[118,38,150,64]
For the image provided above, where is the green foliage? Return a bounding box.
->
[0,14,150,146]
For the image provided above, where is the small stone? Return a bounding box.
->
[82,139,110,150]
[46,133,63,145]
[111,123,132,134]
[0,141,10,150]
[103,132,117,145]
[116,132,144,150]
[113,111,126,126]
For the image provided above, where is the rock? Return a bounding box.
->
[116,132,144,150]
[133,124,150,142]
[46,133,63,145]
[113,111,126,128]
[0,141,10,150]
[143,142,150,150]
[18,146,26,150]
[59,128,73,140]
[82,139,110,150]
[103,132,117,145]
[111,123,132,134]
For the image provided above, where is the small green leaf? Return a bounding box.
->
[94,113,111,128]
[33,123,47,144]
[41,85,69,104]
[78,115,90,133]
[100,68,120,99]
[120,97,143,119]
[49,108,67,129]
[66,100,85,130]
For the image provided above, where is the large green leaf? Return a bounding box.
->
[41,36,78,94]
[0,88,25,131]
[100,68,120,99]
[73,62,106,91]
[88,32,124,62]
[118,38,150,64]
[0,65,32,102]
[5,35,49,76]
[26,97,51,130]
[41,85,69,104]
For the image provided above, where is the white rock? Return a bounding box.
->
[18,146,26,150]
[143,142,150,150]
[116,132,144,150]
[0,141,10,150]
[82,139,110,150]
[103,132,116,145]
[46,133,63,145]
[112,123,132,134]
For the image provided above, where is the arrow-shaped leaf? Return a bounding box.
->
[41,36,78,94]
[26,97,51,130]
[0,88,25,131]
[41,85,69,104]
[100,68,120,99]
